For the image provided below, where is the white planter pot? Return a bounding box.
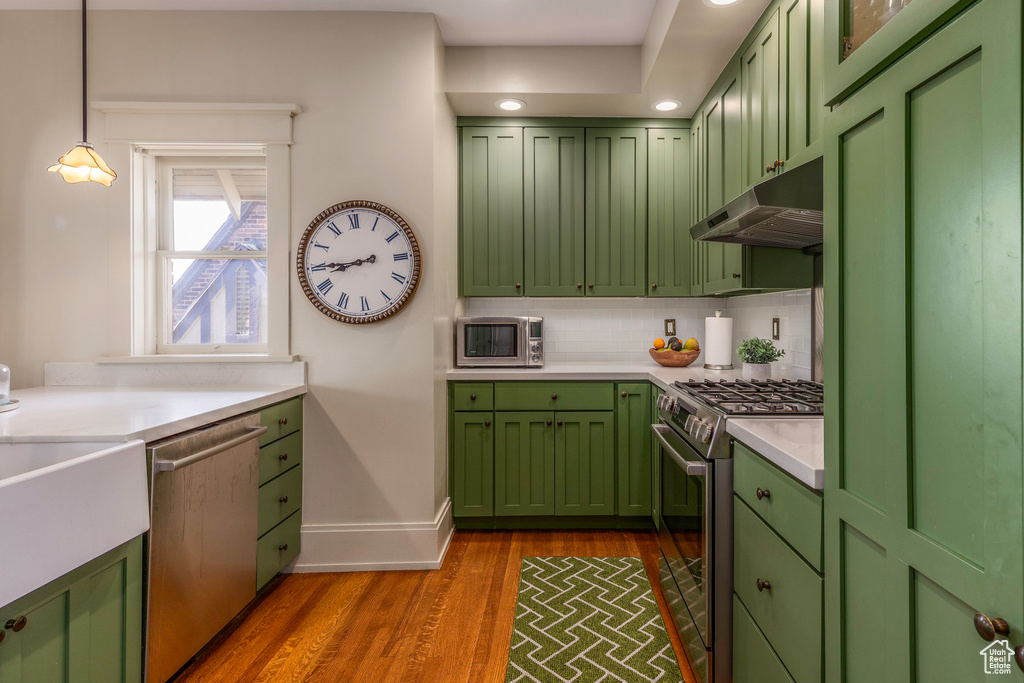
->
[742,362,771,381]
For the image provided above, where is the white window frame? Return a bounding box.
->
[97,102,299,358]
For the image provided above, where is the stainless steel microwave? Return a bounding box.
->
[455,317,544,367]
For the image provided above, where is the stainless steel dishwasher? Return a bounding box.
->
[145,414,266,683]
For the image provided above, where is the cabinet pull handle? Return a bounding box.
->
[546,420,552,426]
[469,394,476,401]
[279,496,289,504]
[279,543,289,552]
[756,487,771,500]
[577,283,583,290]
[557,420,564,427]
[975,613,1011,641]
[621,391,628,398]
[5,617,26,632]
[551,394,558,400]
[279,453,288,461]
[756,579,771,592]
[279,418,288,426]
[1014,645,1024,672]
[732,273,741,279]
[484,420,491,427]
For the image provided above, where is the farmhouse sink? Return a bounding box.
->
[0,440,150,607]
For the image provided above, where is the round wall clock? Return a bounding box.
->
[296,200,421,324]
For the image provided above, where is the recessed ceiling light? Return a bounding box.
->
[702,0,743,6]
[496,99,526,112]
[652,99,682,112]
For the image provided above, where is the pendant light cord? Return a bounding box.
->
[82,0,88,143]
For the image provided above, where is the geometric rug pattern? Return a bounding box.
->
[506,557,684,682]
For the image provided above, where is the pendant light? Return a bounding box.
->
[47,0,116,186]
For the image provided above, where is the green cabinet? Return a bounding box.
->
[647,129,692,296]
[616,383,652,517]
[459,127,524,296]
[494,412,556,516]
[452,412,494,517]
[651,385,664,528]
[555,412,616,515]
[779,0,824,168]
[823,0,1023,679]
[688,121,705,295]
[0,537,143,683]
[257,397,303,590]
[741,8,782,189]
[524,128,586,296]
[586,128,648,296]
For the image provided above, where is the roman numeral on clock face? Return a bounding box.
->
[386,231,400,243]
[337,292,349,309]
[381,290,391,302]
[391,272,406,284]
[326,222,342,236]
[310,263,327,272]
[360,296,370,312]
[394,252,409,261]
[317,279,333,295]
[347,214,360,230]
[314,242,329,251]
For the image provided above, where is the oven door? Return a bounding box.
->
[456,318,527,366]
[652,422,713,683]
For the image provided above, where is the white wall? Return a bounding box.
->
[0,10,458,569]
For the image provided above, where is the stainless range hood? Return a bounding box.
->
[690,156,823,249]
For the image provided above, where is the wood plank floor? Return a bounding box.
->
[173,529,698,683]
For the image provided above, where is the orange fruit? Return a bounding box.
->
[653,338,666,349]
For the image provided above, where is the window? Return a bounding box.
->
[153,155,270,353]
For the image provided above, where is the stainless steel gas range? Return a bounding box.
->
[651,378,824,683]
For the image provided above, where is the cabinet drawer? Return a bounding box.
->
[258,465,302,537]
[259,430,302,485]
[453,383,493,411]
[734,497,822,683]
[494,382,614,411]
[733,594,796,683]
[257,510,301,590]
[734,440,823,570]
[259,397,303,446]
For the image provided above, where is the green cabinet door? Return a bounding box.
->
[585,128,647,296]
[494,412,555,516]
[823,1,1022,680]
[779,0,824,169]
[459,127,524,296]
[651,385,663,528]
[524,128,586,296]
[616,383,652,517]
[647,129,691,297]
[555,411,616,516]
[0,537,143,683]
[452,412,494,517]
[741,9,782,190]
[688,121,705,295]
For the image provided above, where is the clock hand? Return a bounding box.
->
[326,255,377,273]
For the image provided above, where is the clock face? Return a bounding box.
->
[296,201,421,324]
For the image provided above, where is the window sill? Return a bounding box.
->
[96,354,299,364]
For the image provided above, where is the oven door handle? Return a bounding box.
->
[651,424,708,476]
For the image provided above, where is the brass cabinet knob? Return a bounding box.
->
[651,284,658,290]
[5,617,26,632]
[756,487,771,500]
[756,579,771,592]
[732,273,741,279]
[546,420,553,426]
[279,543,289,551]
[279,496,289,504]
[621,391,628,398]
[766,164,774,174]
[557,420,564,427]
[577,283,583,289]
[588,284,594,290]
[551,394,558,400]
[515,283,522,289]
[469,394,476,401]
[279,418,288,426]
[975,613,1011,641]
[279,453,288,461]
[484,420,491,427]
[776,160,784,169]
[1014,645,1024,672]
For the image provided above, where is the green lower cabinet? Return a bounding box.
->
[555,412,615,515]
[733,594,796,683]
[651,386,664,528]
[257,398,303,590]
[494,411,556,516]
[616,383,651,517]
[0,537,143,683]
[452,412,494,517]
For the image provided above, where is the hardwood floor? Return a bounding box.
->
[173,530,698,683]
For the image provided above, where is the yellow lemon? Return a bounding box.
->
[684,337,700,351]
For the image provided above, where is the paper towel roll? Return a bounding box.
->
[704,311,734,370]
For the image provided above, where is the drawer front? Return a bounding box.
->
[734,440,823,570]
[258,465,302,537]
[257,510,301,590]
[733,594,796,683]
[734,497,823,683]
[259,430,303,485]
[494,382,614,411]
[453,383,494,411]
[259,397,303,446]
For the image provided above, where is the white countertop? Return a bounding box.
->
[727,418,824,489]
[0,385,306,443]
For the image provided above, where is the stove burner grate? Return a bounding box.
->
[673,378,823,416]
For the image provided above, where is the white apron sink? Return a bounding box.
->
[0,440,150,607]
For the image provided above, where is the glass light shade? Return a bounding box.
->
[47,142,116,187]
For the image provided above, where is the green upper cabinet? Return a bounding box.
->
[585,128,648,296]
[0,537,143,683]
[524,128,586,296]
[459,127,524,296]
[494,411,556,516]
[824,0,973,105]
[741,9,782,189]
[823,1,1023,679]
[688,120,705,296]
[555,411,616,516]
[617,383,652,517]
[779,0,824,168]
[647,129,691,296]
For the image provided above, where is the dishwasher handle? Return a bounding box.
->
[155,426,268,472]
[651,423,708,476]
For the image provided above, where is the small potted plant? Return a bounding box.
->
[737,338,784,381]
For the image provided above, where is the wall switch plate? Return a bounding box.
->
[665,319,676,336]
[772,318,780,340]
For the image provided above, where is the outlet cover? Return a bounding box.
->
[665,319,676,336]
[772,318,780,340]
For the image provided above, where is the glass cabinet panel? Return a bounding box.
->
[843,0,913,58]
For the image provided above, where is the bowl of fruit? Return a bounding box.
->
[649,337,701,367]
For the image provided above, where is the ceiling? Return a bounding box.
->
[0,0,658,46]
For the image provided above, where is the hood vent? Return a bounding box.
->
[690,156,823,249]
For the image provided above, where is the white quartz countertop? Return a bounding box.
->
[0,385,306,443]
[727,418,824,489]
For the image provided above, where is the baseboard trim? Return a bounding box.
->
[290,498,454,573]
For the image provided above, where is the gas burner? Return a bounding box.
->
[673,378,823,416]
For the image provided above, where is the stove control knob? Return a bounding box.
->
[684,414,698,433]
[693,421,713,443]
[657,395,676,413]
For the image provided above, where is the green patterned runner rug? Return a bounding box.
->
[506,557,684,683]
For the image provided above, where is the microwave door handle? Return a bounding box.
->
[651,424,708,476]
